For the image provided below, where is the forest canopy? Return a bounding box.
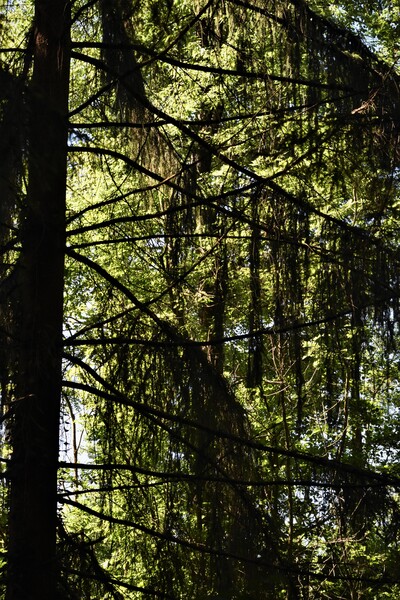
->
[1,0,400,598]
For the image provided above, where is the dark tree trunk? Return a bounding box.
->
[6,2,70,599]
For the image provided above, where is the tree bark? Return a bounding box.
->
[6,2,70,599]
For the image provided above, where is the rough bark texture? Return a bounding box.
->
[6,2,70,599]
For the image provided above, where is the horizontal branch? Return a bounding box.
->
[71,45,358,92]
[60,498,400,586]
[58,461,396,489]
[61,378,400,487]
[69,97,347,129]
[67,141,392,249]
[66,172,184,225]
[61,496,280,568]
[67,197,205,236]
[62,307,355,348]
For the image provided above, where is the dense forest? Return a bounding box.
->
[1,0,400,598]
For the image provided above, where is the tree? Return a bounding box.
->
[1,1,69,599]
[1,0,400,598]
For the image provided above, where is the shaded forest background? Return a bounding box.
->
[1,0,400,598]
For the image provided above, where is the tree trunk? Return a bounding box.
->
[6,2,70,599]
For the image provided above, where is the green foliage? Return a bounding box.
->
[2,0,400,598]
